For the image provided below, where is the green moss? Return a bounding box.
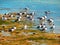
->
[26,36,56,40]
[0,19,9,25]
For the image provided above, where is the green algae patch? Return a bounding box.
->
[0,19,10,25]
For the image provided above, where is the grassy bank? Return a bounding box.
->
[0,30,60,45]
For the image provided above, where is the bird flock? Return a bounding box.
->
[37,11,55,33]
[0,7,55,33]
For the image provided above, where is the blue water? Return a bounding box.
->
[0,0,60,33]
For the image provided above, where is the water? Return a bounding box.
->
[0,0,60,33]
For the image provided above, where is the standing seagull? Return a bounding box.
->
[24,25,28,30]
[2,16,7,21]
[9,26,16,32]
[47,18,54,26]
[50,24,55,33]
[44,11,50,16]
[37,16,47,25]
[24,7,29,12]
[37,24,47,31]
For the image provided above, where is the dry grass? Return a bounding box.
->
[0,29,60,45]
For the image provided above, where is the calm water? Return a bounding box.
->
[0,0,60,33]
